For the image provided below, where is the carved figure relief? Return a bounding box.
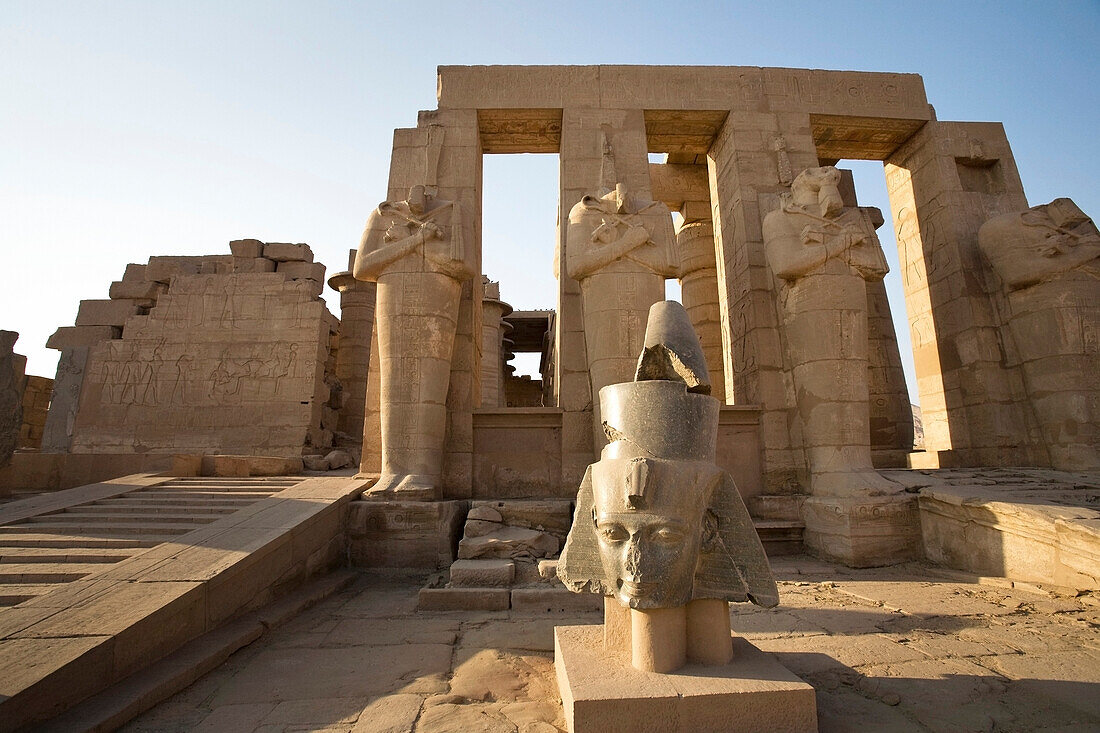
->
[979,198,1100,470]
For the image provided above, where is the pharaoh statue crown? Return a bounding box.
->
[600,300,720,463]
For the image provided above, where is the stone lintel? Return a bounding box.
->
[438,65,929,124]
[555,625,817,733]
[801,494,921,568]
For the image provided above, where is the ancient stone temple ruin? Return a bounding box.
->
[1,65,1097,732]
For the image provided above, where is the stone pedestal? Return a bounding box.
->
[555,625,817,733]
[801,494,920,567]
[345,499,467,569]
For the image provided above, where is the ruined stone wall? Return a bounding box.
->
[56,240,339,456]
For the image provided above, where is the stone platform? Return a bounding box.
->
[0,473,367,731]
[891,467,1100,591]
[555,626,816,732]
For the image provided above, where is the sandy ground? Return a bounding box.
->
[122,556,1100,733]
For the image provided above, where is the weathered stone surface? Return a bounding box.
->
[448,559,515,588]
[277,260,326,282]
[262,242,313,263]
[511,587,602,614]
[418,588,510,611]
[67,268,336,457]
[75,299,141,327]
[469,500,573,538]
[45,326,120,350]
[458,526,558,560]
[354,185,476,499]
[347,500,467,570]
[556,627,817,733]
[979,198,1100,472]
[229,238,265,258]
[763,166,901,505]
[108,280,163,301]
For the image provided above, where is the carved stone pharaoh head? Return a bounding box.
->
[559,301,778,610]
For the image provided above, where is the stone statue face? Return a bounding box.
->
[590,457,717,608]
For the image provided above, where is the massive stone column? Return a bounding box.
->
[979,198,1100,471]
[479,279,511,408]
[0,331,23,472]
[885,121,1044,467]
[676,220,726,402]
[327,262,376,446]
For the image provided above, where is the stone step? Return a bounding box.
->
[0,564,106,583]
[0,583,55,606]
[755,519,805,557]
[0,548,136,563]
[26,513,219,525]
[124,488,268,499]
[0,522,196,536]
[0,534,162,549]
[58,505,237,516]
[93,496,258,508]
[0,475,366,731]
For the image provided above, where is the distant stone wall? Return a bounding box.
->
[18,376,53,449]
[59,240,339,456]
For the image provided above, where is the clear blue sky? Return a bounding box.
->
[3,1,1098,405]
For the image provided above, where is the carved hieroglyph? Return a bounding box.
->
[763,166,901,497]
[559,301,776,673]
[979,198,1100,470]
[353,185,475,498]
[566,182,677,435]
[69,266,337,456]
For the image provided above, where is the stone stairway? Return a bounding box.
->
[0,472,367,731]
[0,476,296,607]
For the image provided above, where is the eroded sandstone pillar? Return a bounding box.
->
[676,220,726,403]
[328,264,376,446]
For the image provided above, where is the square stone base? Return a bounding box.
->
[802,495,920,567]
[554,625,817,733]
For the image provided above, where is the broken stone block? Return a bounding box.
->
[229,238,265,258]
[323,449,354,469]
[232,257,276,273]
[449,559,515,587]
[108,280,163,301]
[122,263,147,282]
[458,526,559,560]
[75,299,141,327]
[468,505,503,522]
[264,242,313,263]
[303,454,329,471]
[470,500,574,539]
[277,261,326,282]
[46,326,120,350]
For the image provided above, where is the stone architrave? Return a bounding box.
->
[763,166,901,499]
[566,182,677,438]
[979,198,1100,470]
[353,185,475,499]
[559,301,777,674]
